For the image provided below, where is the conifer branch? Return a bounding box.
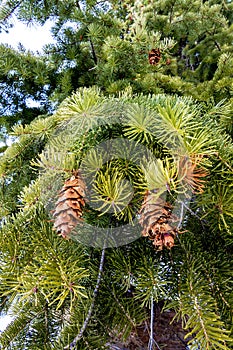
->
[109,287,137,328]
[176,199,206,226]
[89,39,98,65]
[146,302,161,350]
[148,296,154,350]
[0,0,23,23]
[177,201,185,231]
[65,245,106,349]
[214,41,221,52]
[75,1,81,10]
[215,153,233,172]
[189,279,210,345]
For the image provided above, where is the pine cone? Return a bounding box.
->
[148,48,161,65]
[53,171,86,239]
[139,191,178,250]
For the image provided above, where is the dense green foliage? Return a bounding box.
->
[0,1,233,349]
[1,0,233,134]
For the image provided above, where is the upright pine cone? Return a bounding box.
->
[139,191,178,250]
[53,171,86,239]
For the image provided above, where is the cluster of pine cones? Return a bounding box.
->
[53,171,178,249]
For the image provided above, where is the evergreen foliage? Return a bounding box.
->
[0,87,232,349]
[0,1,233,349]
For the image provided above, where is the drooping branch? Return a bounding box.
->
[65,246,106,349]
[148,295,154,350]
[148,295,161,350]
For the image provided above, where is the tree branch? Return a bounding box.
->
[65,246,106,349]
[148,295,154,350]
[0,0,23,23]
[214,41,221,51]
[109,287,136,328]
[89,39,98,65]
[75,1,81,10]
[148,295,162,350]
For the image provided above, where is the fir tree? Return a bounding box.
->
[0,1,233,349]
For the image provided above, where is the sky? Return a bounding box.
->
[0,16,55,52]
[0,18,55,333]
[0,315,13,332]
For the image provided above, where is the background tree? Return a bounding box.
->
[0,1,233,349]
[1,0,233,135]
